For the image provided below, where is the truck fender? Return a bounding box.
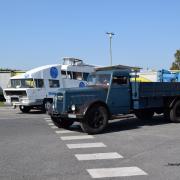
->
[169,97,180,109]
[80,100,111,119]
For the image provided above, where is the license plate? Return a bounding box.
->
[68,114,77,118]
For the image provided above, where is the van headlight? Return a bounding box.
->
[21,98,29,103]
[71,104,76,111]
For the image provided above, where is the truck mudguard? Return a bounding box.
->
[80,99,110,119]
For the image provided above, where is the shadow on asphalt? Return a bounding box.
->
[63,115,171,134]
[103,115,170,134]
[15,110,171,134]
[16,110,45,115]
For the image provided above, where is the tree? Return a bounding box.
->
[170,49,180,70]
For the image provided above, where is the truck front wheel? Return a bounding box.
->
[19,105,31,113]
[170,100,180,123]
[51,116,74,129]
[135,110,154,120]
[42,100,52,113]
[81,105,108,134]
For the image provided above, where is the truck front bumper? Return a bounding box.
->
[51,112,84,119]
[48,107,84,119]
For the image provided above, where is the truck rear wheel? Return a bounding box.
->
[135,110,154,120]
[81,105,108,134]
[51,116,74,129]
[19,105,31,113]
[170,100,180,123]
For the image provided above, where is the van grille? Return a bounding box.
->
[11,97,19,102]
[5,90,27,97]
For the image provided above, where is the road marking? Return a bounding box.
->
[50,126,58,129]
[0,117,45,120]
[61,135,94,141]
[67,142,106,149]
[48,123,54,126]
[45,120,52,122]
[75,152,123,161]
[44,117,51,120]
[87,167,148,178]
[55,130,75,134]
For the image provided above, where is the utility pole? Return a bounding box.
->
[106,32,115,66]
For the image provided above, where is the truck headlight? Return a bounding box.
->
[57,95,63,101]
[71,104,76,111]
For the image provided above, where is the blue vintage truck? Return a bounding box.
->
[49,68,180,134]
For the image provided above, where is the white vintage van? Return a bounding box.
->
[3,58,95,113]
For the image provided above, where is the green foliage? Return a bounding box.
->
[0,68,20,71]
[170,49,180,70]
[0,101,4,107]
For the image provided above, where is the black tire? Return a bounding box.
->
[51,116,74,129]
[170,100,180,123]
[42,100,52,113]
[80,105,109,134]
[19,105,31,113]
[135,109,154,120]
[164,109,170,121]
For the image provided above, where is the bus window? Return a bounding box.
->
[83,73,89,81]
[35,79,44,88]
[72,72,82,80]
[61,70,66,78]
[67,71,72,79]
[49,80,60,88]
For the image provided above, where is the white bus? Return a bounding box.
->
[3,58,95,113]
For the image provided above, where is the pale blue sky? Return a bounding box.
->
[0,0,179,70]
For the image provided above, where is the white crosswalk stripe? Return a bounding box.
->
[87,167,148,178]
[67,142,106,149]
[55,130,75,134]
[44,117,51,120]
[45,120,52,122]
[50,126,58,129]
[75,152,123,161]
[61,135,94,141]
[43,115,148,178]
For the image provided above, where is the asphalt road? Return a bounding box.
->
[0,107,180,180]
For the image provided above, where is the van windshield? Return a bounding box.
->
[87,73,111,87]
[8,79,35,88]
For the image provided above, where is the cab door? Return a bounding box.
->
[107,73,131,114]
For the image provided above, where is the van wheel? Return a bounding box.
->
[170,100,180,122]
[51,116,74,129]
[80,105,108,134]
[135,110,154,120]
[19,105,31,113]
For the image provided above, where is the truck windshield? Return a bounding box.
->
[87,73,111,87]
[9,79,35,88]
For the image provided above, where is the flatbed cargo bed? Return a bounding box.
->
[132,82,180,109]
